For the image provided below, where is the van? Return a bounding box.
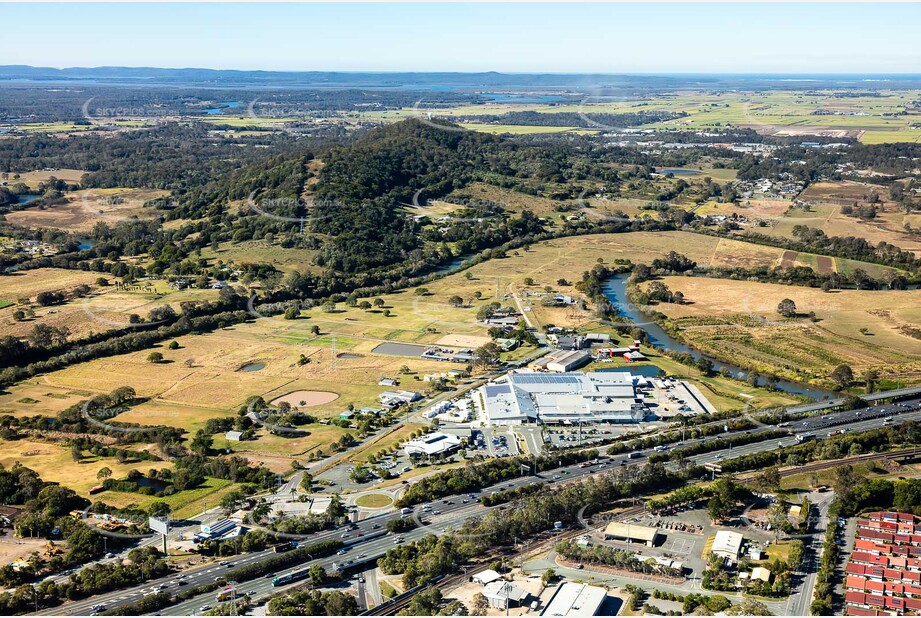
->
[400,507,412,515]
[401,466,411,473]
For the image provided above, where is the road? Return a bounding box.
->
[785,491,835,617]
[515,425,545,456]
[39,394,921,616]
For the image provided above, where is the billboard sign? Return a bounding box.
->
[149,516,170,535]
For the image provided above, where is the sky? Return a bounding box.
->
[1,2,920,74]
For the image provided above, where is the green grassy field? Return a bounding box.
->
[355,493,393,508]
[459,123,593,135]
[360,89,921,143]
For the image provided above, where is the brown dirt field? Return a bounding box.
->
[0,534,49,567]
[815,256,834,274]
[270,390,340,407]
[435,334,491,347]
[780,250,798,268]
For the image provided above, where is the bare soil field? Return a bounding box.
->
[815,255,835,274]
[435,334,491,347]
[270,390,340,407]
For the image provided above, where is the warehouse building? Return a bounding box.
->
[603,522,662,547]
[530,349,592,372]
[477,371,648,426]
[541,582,607,617]
[403,432,462,458]
[712,530,745,560]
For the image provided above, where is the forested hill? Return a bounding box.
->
[314,119,503,204]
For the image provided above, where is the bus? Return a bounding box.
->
[272,567,311,587]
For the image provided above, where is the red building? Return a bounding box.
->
[846,512,921,616]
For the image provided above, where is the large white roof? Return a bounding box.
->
[481,371,644,424]
[541,582,607,616]
[712,530,744,557]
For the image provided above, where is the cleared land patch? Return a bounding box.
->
[270,390,340,407]
[6,188,169,232]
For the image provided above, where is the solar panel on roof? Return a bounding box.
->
[512,374,581,384]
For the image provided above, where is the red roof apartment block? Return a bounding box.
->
[847,511,921,616]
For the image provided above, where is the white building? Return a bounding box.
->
[531,349,591,372]
[477,371,647,426]
[379,390,422,407]
[482,581,528,609]
[712,530,744,560]
[541,582,607,616]
[403,432,461,458]
[471,569,502,585]
[546,350,592,372]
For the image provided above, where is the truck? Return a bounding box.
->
[796,433,815,443]
[216,585,237,602]
[272,541,297,553]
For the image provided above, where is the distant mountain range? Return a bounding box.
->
[4,65,921,91]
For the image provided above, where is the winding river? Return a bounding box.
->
[602,273,835,401]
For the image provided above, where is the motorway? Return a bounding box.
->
[39,395,921,616]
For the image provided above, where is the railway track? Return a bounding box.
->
[739,447,921,481]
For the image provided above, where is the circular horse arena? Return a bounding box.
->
[270,390,340,407]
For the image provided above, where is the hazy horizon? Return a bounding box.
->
[2,3,919,74]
